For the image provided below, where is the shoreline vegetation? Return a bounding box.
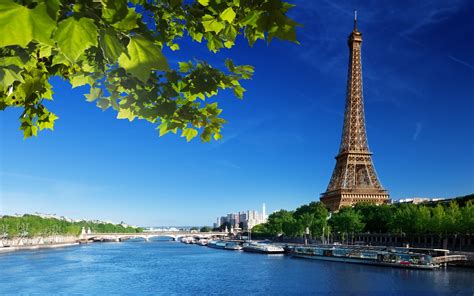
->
[0,214,143,254]
[250,194,473,244]
[0,214,143,237]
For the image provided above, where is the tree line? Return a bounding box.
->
[252,194,473,239]
[0,214,142,238]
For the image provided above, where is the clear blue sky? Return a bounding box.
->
[1,0,473,226]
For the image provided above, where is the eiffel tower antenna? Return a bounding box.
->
[354,10,357,30]
[320,14,389,212]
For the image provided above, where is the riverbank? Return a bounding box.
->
[0,242,79,254]
[0,235,79,254]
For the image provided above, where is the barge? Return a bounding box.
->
[290,245,445,269]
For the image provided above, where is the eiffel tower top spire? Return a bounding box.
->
[354,10,358,31]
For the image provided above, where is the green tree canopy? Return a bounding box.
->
[329,207,365,235]
[265,209,294,236]
[0,214,142,237]
[0,0,299,140]
[199,226,212,232]
[294,201,328,237]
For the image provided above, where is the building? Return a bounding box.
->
[215,203,267,230]
[320,12,390,211]
[392,197,446,204]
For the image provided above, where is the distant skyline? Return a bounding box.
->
[1,0,473,226]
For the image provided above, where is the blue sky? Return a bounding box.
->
[1,0,473,226]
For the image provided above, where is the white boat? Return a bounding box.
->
[207,240,227,249]
[180,237,195,244]
[197,239,208,246]
[242,242,285,254]
[224,242,243,250]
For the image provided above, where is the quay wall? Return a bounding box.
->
[0,235,78,248]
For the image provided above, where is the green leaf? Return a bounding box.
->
[53,17,99,62]
[202,15,225,33]
[112,8,139,31]
[0,68,24,88]
[0,2,55,47]
[45,0,60,20]
[213,133,222,141]
[101,0,128,23]
[233,85,245,98]
[70,74,94,88]
[220,7,236,23]
[22,125,38,139]
[118,36,169,82]
[117,108,136,121]
[239,10,262,26]
[99,28,125,63]
[38,113,58,131]
[16,77,44,99]
[198,0,209,6]
[0,57,24,68]
[97,98,111,110]
[178,61,193,73]
[85,87,103,102]
[169,43,180,51]
[182,128,198,142]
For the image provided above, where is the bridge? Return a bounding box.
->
[82,231,228,242]
[432,255,468,265]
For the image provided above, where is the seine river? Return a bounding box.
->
[0,240,472,295]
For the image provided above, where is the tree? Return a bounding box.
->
[444,201,461,233]
[200,226,212,232]
[430,204,446,235]
[460,200,474,234]
[354,203,393,233]
[294,201,329,237]
[266,209,294,236]
[0,0,299,140]
[251,223,269,236]
[330,207,365,238]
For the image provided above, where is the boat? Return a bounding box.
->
[224,242,243,251]
[291,245,438,270]
[242,242,285,254]
[180,237,196,244]
[197,239,208,246]
[207,240,227,249]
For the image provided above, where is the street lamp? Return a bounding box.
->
[305,227,310,245]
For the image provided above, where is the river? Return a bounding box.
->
[0,239,472,295]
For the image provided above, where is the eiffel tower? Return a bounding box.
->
[320,12,389,211]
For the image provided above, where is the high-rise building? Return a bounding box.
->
[320,12,389,211]
[214,205,268,230]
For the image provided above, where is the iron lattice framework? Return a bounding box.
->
[320,16,389,211]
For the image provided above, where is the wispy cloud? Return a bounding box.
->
[413,122,423,141]
[207,116,271,150]
[448,55,474,70]
[399,2,463,38]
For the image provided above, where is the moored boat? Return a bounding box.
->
[197,239,208,246]
[224,242,243,251]
[207,240,227,249]
[291,245,438,270]
[243,242,285,254]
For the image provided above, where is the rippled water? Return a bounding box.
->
[0,240,473,295]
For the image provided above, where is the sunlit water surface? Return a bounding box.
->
[0,240,473,295]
